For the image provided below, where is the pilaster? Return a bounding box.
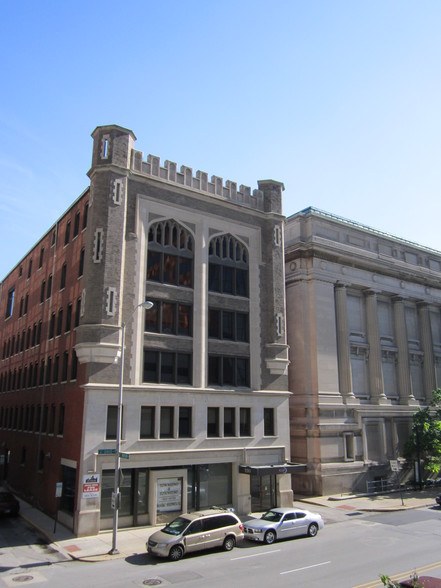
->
[418,302,436,402]
[334,284,356,403]
[392,297,416,405]
[365,290,387,404]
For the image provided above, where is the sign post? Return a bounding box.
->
[390,460,404,506]
[54,482,63,533]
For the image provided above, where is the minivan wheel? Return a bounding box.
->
[307,523,318,537]
[223,536,236,551]
[264,530,276,545]
[169,545,184,561]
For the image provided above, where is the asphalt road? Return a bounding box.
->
[2,505,441,588]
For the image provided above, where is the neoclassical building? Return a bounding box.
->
[0,125,295,536]
[285,207,441,496]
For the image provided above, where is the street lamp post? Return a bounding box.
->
[109,300,153,555]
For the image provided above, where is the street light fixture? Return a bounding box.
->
[109,299,154,555]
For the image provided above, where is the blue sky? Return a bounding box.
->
[1,0,440,280]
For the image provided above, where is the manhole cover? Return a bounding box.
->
[143,580,162,586]
[12,577,34,583]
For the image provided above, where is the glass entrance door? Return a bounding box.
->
[250,474,277,511]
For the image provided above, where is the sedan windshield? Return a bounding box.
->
[162,517,192,536]
[261,510,283,522]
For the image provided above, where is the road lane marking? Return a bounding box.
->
[280,561,331,575]
[231,549,281,561]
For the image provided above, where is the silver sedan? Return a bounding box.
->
[243,507,324,545]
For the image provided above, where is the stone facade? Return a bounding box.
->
[285,207,441,496]
[0,125,294,536]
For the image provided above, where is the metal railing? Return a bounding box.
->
[366,479,395,493]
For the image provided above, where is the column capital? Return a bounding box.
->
[363,288,382,296]
[391,295,407,303]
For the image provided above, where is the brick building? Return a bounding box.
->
[0,190,89,523]
[0,125,296,536]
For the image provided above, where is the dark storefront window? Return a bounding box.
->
[187,463,232,511]
[60,466,77,515]
[100,469,148,520]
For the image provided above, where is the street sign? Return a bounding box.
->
[119,452,130,460]
[55,482,63,498]
[98,449,116,455]
[82,474,100,498]
[390,460,400,472]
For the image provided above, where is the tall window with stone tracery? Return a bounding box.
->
[147,220,193,287]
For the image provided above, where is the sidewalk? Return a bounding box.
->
[17,496,157,562]
[298,487,440,513]
[17,488,441,563]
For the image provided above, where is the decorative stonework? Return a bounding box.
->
[131,151,265,212]
[111,178,125,205]
[93,228,104,263]
[80,289,86,318]
[75,342,120,364]
[101,134,110,159]
[274,225,282,247]
[105,287,117,317]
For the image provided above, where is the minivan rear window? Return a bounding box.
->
[203,514,237,531]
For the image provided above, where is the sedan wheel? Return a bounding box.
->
[169,545,184,561]
[307,523,318,537]
[264,530,276,545]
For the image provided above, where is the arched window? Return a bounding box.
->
[208,234,248,297]
[147,220,193,287]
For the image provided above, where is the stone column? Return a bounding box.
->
[334,284,355,403]
[192,220,208,388]
[392,297,415,405]
[365,290,387,404]
[418,302,436,403]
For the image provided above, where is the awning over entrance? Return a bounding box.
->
[239,463,307,476]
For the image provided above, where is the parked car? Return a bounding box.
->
[243,507,324,544]
[435,495,441,507]
[0,490,20,517]
[147,508,244,561]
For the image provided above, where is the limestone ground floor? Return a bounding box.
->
[290,407,415,497]
[63,451,298,536]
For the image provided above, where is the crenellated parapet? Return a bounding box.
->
[131,149,265,211]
